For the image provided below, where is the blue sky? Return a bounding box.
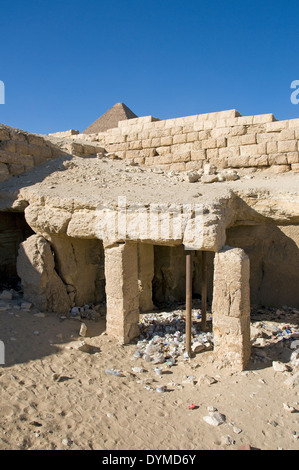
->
[0,0,299,134]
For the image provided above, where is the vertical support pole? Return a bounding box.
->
[201,251,207,331]
[185,250,192,357]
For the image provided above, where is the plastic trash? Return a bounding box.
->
[105,368,124,377]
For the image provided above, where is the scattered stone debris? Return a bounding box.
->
[70,305,101,321]
[134,308,213,364]
[203,411,226,426]
[79,322,88,337]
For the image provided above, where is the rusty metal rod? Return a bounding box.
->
[201,251,207,332]
[185,250,192,357]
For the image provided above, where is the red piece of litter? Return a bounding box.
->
[188,404,196,410]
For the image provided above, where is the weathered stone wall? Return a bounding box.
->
[0,125,105,183]
[226,224,299,308]
[91,110,299,173]
[0,125,66,182]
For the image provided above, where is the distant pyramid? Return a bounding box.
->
[82,102,138,134]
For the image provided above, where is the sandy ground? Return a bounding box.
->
[0,298,298,451]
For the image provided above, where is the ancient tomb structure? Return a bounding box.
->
[0,107,298,371]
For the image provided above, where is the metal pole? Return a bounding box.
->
[185,250,192,357]
[201,251,207,332]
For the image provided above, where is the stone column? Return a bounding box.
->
[138,243,155,312]
[212,246,251,371]
[104,241,140,343]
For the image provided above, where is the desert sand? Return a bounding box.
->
[0,296,298,451]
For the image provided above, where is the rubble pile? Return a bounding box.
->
[250,306,299,368]
[133,306,214,364]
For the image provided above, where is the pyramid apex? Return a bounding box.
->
[82,103,137,134]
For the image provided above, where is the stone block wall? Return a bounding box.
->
[0,125,106,183]
[92,110,299,173]
[0,125,66,182]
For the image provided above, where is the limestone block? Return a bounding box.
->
[256,132,279,143]
[186,161,203,171]
[0,149,34,166]
[211,127,231,138]
[173,134,187,145]
[151,137,161,147]
[219,146,240,159]
[268,153,288,165]
[278,140,297,153]
[25,204,72,234]
[241,134,257,145]
[248,155,268,167]
[46,234,105,306]
[269,164,290,173]
[186,132,199,142]
[252,113,275,124]
[155,154,173,165]
[160,136,173,146]
[201,138,217,149]
[240,144,260,157]
[0,127,10,140]
[203,120,217,129]
[129,140,142,150]
[137,131,149,140]
[206,148,219,160]
[192,141,202,151]
[278,130,295,141]
[171,143,193,154]
[170,126,183,135]
[217,137,227,148]
[0,162,10,182]
[172,151,191,163]
[183,204,230,252]
[196,130,211,140]
[142,139,152,149]
[287,152,299,164]
[266,121,288,132]
[288,118,299,128]
[16,235,71,314]
[104,242,140,343]
[8,164,25,176]
[156,146,171,156]
[266,142,278,154]
[227,136,243,147]
[170,162,186,171]
[148,128,164,139]
[126,132,138,142]
[0,140,16,153]
[191,150,206,161]
[212,246,251,371]
[230,125,247,136]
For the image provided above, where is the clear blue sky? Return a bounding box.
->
[1,0,299,134]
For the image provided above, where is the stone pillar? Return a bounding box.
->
[138,243,155,312]
[104,241,140,343]
[17,234,71,314]
[212,246,251,371]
